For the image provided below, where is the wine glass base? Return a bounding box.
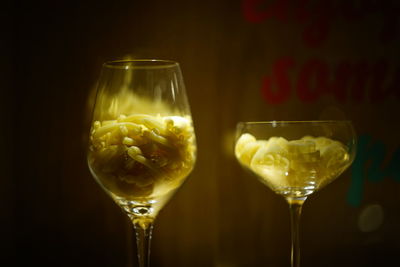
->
[274,186,315,199]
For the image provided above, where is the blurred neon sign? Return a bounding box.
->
[261,57,399,104]
[242,0,400,206]
[242,0,399,47]
[348,135,400,206]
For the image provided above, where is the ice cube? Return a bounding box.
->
[251,140,290,172]
[235,133,257,161]
[320,142,349,169]
[289,153,320,172]
[314,137,334,150]
[301,135,315,140]
[236,140,263,166]
[250,152,289,188]
[268,137,289,152]
[288,139,316,154]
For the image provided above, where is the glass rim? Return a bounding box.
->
[103,59,179,69]
[237,120,353,125]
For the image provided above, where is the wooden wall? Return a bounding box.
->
[10,0,400,266]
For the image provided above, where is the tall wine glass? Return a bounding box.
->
[87,60,196,267]
[234,121,356,267]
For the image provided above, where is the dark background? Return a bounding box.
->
[7,0,400,266]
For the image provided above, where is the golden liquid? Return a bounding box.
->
[235,134,351,198]
[88,114,196,216]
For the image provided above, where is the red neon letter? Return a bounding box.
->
[261,57,294,104]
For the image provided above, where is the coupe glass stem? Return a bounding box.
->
[286,197,306,267]
[133,220,154,267]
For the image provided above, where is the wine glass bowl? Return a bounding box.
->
[87,59,196,266]
[88,114,196,217]
[235,120,356,266]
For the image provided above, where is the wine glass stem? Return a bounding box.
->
[287,197,305,267]
[133,220,154,267]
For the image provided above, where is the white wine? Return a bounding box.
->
[235,134,351,198]
[88,113,196,216]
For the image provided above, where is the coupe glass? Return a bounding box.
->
[87,60,196,267]
[234,121,356,267]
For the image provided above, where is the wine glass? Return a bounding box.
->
[87,59,196,267]
[234,121,356,267]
